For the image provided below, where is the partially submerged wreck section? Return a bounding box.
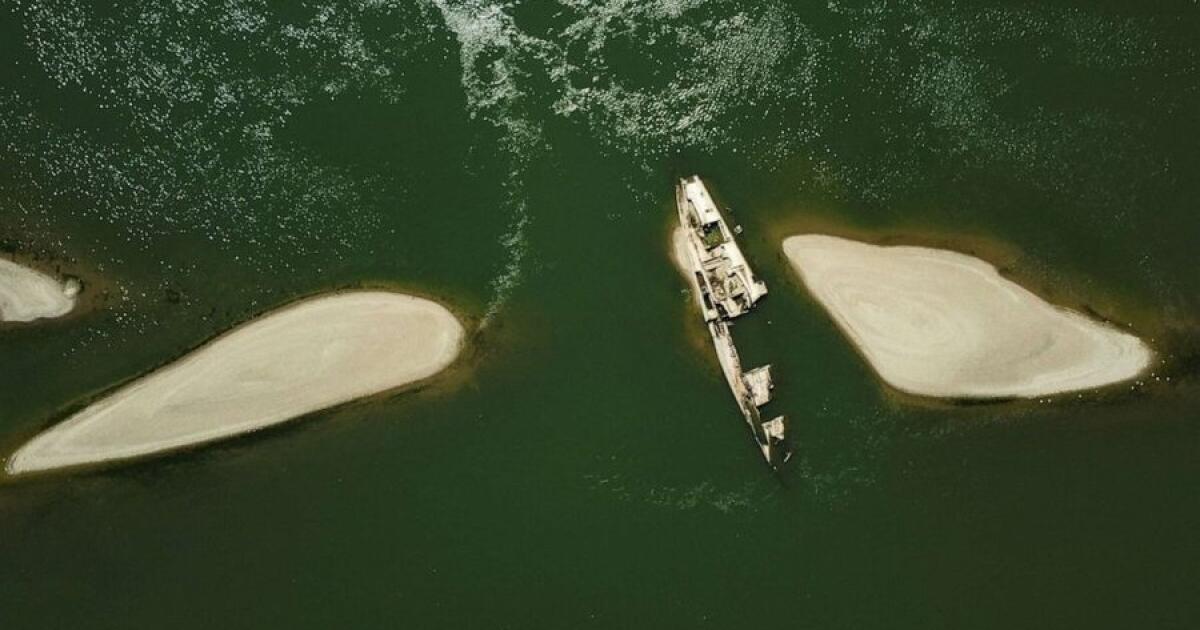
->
[675,176,790,468]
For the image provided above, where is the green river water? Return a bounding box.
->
[2,1,1200,628]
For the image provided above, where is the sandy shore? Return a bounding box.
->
[670,227,710,314]
[672,226,691,273]
[7,291,465,474]
[783,234,1153,399]
[669,227,692,278]
[0,258,78,322]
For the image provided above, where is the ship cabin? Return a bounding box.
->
[677,176,768,321]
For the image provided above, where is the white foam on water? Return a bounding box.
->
[426,0,832,321]
[541,0,826,162]
[8,0,444,268]
[5,0,1183,334]
[430,0,542,327]
[2,0,444,352]
[585,473,762,514]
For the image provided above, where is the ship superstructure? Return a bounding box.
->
[675,177,768,321]
[675,176,790,468]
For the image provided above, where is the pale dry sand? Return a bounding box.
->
[782,234,1153,399]
[0,258,78,322]
[671,227,708,308]
[7,291,464,474]
[670,227,691,276]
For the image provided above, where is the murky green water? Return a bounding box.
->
[2,1,1199,628]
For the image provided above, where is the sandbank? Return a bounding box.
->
[669,227,691,277]
[782,234,1152,399]
[0,258,78,322]
[7,291,464,474]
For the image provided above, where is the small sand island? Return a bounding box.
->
[783,234,1153,399]
[6,291,464,475]
[0,258,79,322]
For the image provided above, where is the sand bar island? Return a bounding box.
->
[783,234,1153,399]
[6,291,465,475]
[0,258,79,323]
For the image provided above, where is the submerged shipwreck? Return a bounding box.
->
[675,176,791,468]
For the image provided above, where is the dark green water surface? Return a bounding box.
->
[2,1,1200,628]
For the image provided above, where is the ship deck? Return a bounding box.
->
[675,175,789,469]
